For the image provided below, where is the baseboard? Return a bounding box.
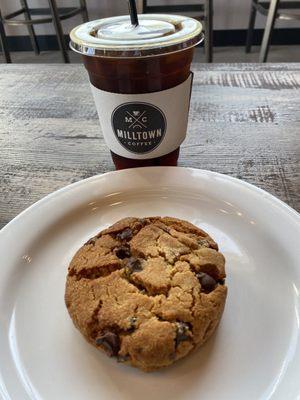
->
[3,28,300,52]
[5,35,67,52]
[214,28,300,46]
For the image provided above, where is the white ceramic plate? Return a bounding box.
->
[0,167,300,400]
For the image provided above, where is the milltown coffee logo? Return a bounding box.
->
[111,102,166,154]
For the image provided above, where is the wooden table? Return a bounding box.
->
[0,63,299,228]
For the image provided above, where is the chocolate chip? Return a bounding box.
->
[175,322,190,347]
[95,332,120,357]
[197,272,217,293]
[126,257,143,273]
[117,228,133,241]
[115,246,131,259]
[137,218,148,227]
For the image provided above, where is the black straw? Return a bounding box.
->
[128,0,139,26]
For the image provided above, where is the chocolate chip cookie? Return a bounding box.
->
[65,217,227,371]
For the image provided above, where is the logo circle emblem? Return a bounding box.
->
[111,102,166,154]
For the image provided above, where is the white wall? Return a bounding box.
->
[1,0,299,36]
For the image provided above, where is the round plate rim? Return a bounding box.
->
[0,167,299,238]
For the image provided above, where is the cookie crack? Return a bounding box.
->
[189,289,198,345]
[156,219,207,237]
[156,237,190,266]
[88,298,103,339]
[91,285,97,301]
[70,262,123,281]
[121,273,168,297]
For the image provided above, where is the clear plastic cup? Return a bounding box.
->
[70,14,203,169]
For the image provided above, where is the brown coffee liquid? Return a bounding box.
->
[83,48,194,169]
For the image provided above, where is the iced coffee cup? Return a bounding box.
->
[70,14,203,169]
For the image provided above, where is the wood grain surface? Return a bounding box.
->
[0,63,299,228]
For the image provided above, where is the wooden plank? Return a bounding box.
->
[0,64,299,228]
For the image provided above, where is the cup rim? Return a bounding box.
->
[70,32,204,58]
[69,14,203,58]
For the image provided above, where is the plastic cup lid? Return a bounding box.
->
[70,14,203,58]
